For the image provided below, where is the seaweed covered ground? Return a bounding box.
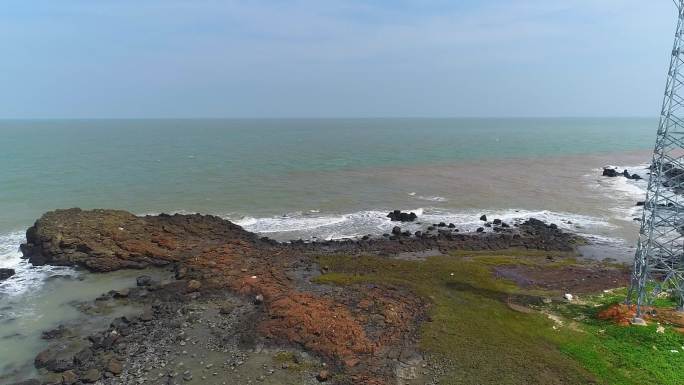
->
[316,251,684,385]
[7,209,684,385]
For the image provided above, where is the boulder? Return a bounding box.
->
[602,167,619,177]
[106,359,123,375]
[41,324,69,340]
[0,268,15,281]
[73,348,94,367]
[480,215,487,222]
[81,368,101,383]
[136,275,152,287]
[61,370,78,385]
[186,280,201,292]
[316,370,331,382]
[391,226,402,236]
[602,166,643,181]
[47,358,73,372]
[34,348,52,368]
[387,210,418,222]
[112,288,130,298]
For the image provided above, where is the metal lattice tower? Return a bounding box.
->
[627,0,684,318]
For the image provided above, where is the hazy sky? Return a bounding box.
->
[0,0,677,118]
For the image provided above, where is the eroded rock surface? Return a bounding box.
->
[19,208,584,384]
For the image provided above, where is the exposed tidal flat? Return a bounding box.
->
[1,118,680,385]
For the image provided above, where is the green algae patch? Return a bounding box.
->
[314,252,684,385]
[271,350,317,373]
[315,254,593,385]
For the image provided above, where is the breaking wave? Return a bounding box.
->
[0,231,78,298]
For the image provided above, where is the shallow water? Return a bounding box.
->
[0,267,172,382]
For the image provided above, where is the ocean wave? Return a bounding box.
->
[415,195,448,202]
[589,164,648,222]
[0,231,78,298]
[234,214,348,233]
[226,208,614,242]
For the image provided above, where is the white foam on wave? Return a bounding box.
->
[225,207,616,243]
[234,214,347,234]
[415,195,448,202]
[0,231,78,298]
[589,164,648,222]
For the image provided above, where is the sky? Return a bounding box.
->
[0,0,677,118]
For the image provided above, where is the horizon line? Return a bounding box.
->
[0,116,659,121]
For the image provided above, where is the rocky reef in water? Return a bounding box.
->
[0,268,15,281]
[13,208,591,385]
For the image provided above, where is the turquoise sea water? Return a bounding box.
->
[0,118,656,234]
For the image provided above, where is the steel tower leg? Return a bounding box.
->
[627,1,684,319]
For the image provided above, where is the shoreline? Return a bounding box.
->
[2,208,633,385]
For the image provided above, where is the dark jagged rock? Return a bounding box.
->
[81,368,101,383]
[480,215,487,221]
[602,167,619,177]
[636,201,645,206]
[476,227,485,233]
[0,268,15,281]
[136,275,153,287]
[41,325,69,340]
[602,166,643,181]
[387,210,417,222]
[493,219,502,225]
[391,226,402,236]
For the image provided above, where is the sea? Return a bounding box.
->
[0,117,657,380]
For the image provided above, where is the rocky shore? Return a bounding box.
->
[8,208,627,385]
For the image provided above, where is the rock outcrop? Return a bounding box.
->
[19,208,584,385]
[0,268,15,281]
[386,210,417,222]
[20,208,262,272]
[602,166,642,180]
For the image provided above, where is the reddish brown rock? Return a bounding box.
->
[20,208,583,385]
